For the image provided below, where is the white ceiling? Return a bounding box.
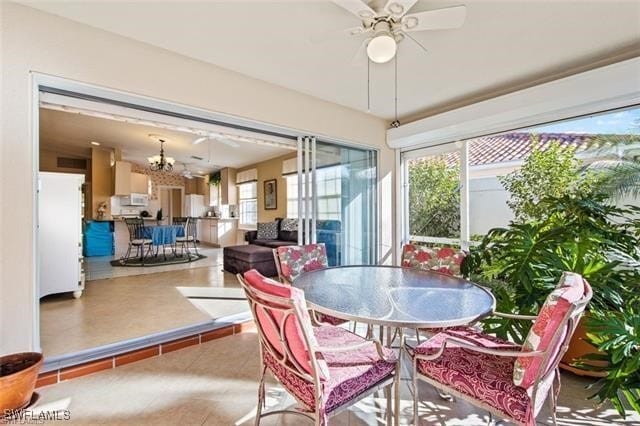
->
[39,108,292,173]
[21,1,640,122]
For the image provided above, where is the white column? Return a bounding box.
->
[304,137,311,245]
[311,137,317,244]
[297,136,303,245]
[459,140,470,251]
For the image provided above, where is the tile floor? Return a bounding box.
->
[40,246,246,357]
[31,330,639,425]
[84,246,224,281]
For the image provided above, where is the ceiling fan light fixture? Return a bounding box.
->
[367,32,397,63]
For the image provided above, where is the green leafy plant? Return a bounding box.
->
[582,304,640,417]
[499,138,597,221]
[208,170,221,186]
[584,131,640,200]
[465,194,640,342]
[408,157,460,238]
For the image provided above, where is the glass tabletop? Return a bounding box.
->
[292,265,495,328]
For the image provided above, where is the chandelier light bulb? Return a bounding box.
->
[367,33,397,64]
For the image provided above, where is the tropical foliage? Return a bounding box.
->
[408,156,460,238]
[583,304,640,416]
[498,139,598,221]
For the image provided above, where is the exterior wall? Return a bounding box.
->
[238,153,295,223]
[0,3,394,355]
[468,176,514,236]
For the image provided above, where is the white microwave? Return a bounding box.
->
[122,193,148,206]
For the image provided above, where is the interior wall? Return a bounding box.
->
[239,153,295,223]
[0,2,393,355]
[91,148,113,220]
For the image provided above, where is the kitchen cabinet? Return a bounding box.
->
[197,219,211,244]
[114,161,131,195]
[197,218,237,247]
[220,168,237,205]
[130,173,149,194]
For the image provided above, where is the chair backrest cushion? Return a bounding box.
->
[401,244,466,277]
[243,269,328,379]
[276,243,329,283]
[513,272,587,388]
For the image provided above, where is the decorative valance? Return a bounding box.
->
[236,168,258,183]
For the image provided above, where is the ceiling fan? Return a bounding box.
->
[179,163,205,179]
[328,0,467,63]
[192,134,240,148]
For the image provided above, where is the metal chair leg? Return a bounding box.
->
[255,364,267,426]
[413,358,419,425]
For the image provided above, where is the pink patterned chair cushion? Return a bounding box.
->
[275,244,347,326]
[513,272,586,388]
[243,269,329,379]
[264,325,396,413]
[413,328,534,425]
[401,244,466,277]
[276,243,329,283]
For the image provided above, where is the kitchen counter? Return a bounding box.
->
[198,217,238,221]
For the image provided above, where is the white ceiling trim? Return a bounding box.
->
[388,57,640,150]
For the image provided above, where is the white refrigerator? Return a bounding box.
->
[185,194,205,217]
[39,172,85,299]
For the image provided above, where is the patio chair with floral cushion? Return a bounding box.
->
[273,243,347,326]
[401,243,472,341]
[238,269,400,426]
[401,243,466,277]
[406,272,592,426]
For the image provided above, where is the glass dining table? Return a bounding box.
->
[292,265,495,330]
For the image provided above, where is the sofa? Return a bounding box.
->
[223,218,341,277]
[245,218,341,266]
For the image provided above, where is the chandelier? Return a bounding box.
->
[147,135,175,172]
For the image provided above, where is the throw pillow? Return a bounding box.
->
[256,221,278,240]
[280,218,298,232]
[512,272,585,388]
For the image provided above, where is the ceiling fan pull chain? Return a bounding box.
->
[367,56,371,113]
[391,52,400,128]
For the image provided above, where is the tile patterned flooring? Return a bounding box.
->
[40,247,245,357]
[32,330,639,425]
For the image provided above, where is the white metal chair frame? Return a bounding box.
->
[272,246,362,332]
[237,273,401,426]
[407,282,593,426]
[174,217,198,258]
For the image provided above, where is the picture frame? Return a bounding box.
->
[264,179,277,210]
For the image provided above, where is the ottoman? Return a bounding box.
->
[223,244,278,277]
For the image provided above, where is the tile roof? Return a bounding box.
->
[437,132,638,167]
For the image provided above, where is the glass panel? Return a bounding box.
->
[406,148,461,245]
[314,142,377,266]
[467,106,640,240]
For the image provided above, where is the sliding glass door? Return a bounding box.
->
[296,137,377,265]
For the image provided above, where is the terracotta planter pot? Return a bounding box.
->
[0,352,43,412]
[559,316,607,377]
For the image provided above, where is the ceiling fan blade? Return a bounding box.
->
[330,0,377,20]
[192,136,208,145]
[383,0,419,19]
[351,37,371,65]
[401,5,467,32]
[212,136,240,148]
[399,31,429,55]
[309,25,369,43]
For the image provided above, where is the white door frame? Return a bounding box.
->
[30,73,385,353]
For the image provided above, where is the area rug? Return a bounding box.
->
[110,253,207,267]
